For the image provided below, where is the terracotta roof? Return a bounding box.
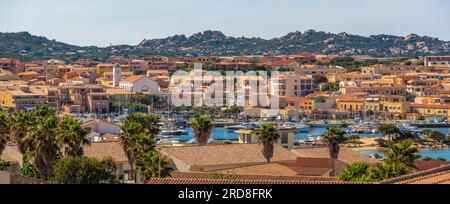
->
[160,144,298,167]
[146,178,367,184]
[292,147,380,165]
[121,75,145,83]
[212,163,299,176]
[271,60,297,66]
[82,141,128,163]
[382,164,450,184]
[147,70,169,75]
[170,171,337,182]
[297,167,331,176]
[16,71,39,76]
[0,58,14,64]
[338,97,366,102]
[410,103,450,109]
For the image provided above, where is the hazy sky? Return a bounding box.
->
[1,0,449,47]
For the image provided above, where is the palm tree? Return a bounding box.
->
[369,162,409,181]
[32,105,56,119]
[339,162,372,182]
[120,117,156,181]
[21,115,61,179]
[57,117,91,157]
[135,151,174,181]
[321,126,345,177]
[256,124,281,163]
[381,140,421,170]
[0,112,10,156]
[143,114,162,138]
[190,115,214,146]
[9,111,35,153]
[125,113,161,138]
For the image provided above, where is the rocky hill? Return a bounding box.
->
[1,30,449,62]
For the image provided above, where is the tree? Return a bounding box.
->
[22,114,61,179]
[135,151,174,181]
[256,124,281,163]
[381,140,421,170]
[345,135,361,147]
[340,139,420,182]
[321,126,345,177]
[324,82,340,92]
[421,130,446,145]
[120,115,157,179]
[190,115,214,146]
[8,111,35,153]
[312,74,328,84]
[124,113,161,139]
[0,112,10,156]
[57,117,91,157]
[224,106,240,118]
[369,162,409,181]
[378,124,401,141]
[52,157,121,184]
[20,151,40,179]
[0,160,10,171]
[339,162,372,182]
[133,70,146,75]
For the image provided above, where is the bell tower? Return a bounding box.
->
[113,63,122,87]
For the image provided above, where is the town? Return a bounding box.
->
[0,53,449,184]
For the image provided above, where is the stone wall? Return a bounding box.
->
[0,171,51,184]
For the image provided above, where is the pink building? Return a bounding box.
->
[0,58,22,73]
[87,93,110,114]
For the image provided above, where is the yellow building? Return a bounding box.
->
[0,86,48,111]
[337,97,365,112]
[99,78,114,87]
[380,96,409,120]
[96,64,131,75]
[410,103,450,119]
[235,128,296,149]
[42,86,59,108]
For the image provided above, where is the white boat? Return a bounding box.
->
[188,138,214,144]
[225,123,260,130]
[397,123,419,132]
[297,124,310,132]
[161,128,188,135]
[281,123,309,132]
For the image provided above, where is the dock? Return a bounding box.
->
[412,123,450,128]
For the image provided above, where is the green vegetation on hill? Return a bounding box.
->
[1,30,450,62]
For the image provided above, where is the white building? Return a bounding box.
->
[119,75,160,93]
[424,56,450,67]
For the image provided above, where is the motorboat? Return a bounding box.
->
[397,123,419,132]
[187,138,215,144]
[281,123,309,132]
[348,121,378,134]
[225,123,260,130]
[297,124,310,132]
[161,128,189,135]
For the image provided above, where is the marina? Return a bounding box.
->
[155,121,450,147]
[360,149,450,161]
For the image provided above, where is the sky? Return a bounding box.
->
[1,0,449,47]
